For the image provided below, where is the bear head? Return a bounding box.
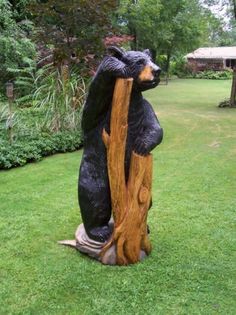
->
[107,46,161,91]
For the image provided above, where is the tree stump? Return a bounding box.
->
[102,78,152,265]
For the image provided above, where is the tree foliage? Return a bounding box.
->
[29,0,119,67]
[118,0,209,76]
[0,0,36,85]
[201,0,236,46]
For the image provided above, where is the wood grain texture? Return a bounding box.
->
[102,78,152,265]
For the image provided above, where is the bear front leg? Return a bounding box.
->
[100,56,132,78]
[133,99,163,156]
[134,126,163,156]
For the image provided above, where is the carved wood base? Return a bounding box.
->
[59,223,148,265]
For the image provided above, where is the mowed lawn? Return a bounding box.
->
[1,79,235,315]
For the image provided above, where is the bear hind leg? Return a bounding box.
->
[79,184,112,243]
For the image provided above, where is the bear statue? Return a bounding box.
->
[78,46,163,243]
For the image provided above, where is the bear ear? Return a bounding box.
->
[107,46,125,60]
[143,49,152,57]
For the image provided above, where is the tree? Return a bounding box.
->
[201,0,236,47]
[230,0,236,106]
[118,0,209,80]
[0,0,36,85]
[201,9,227,46]
[118,0,162,58]
[29,0,119,70]
[157,0,208,79]
[8,0,32,21]
[204,0,236,107]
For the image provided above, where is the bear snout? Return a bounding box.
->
[152,67,161,78]
[138,62,161,83]
[139,65,154,82]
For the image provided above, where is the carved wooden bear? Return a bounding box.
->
[78,46,163,242]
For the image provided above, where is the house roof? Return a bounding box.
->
[186,47,236,59]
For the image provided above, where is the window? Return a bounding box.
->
[226,59,230,67]
[226,59,236,69]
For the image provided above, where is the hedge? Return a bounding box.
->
[0,131,82,169]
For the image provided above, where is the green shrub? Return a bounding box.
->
[192,70,232,80]
[0,64,85,170]
[35,65,85,132]
[156,55,192,79]
[170,56,192,78]
[13,63,86,133]
[0,131,82,169]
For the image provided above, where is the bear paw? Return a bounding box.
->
[88,225,112,243]
[133,141,149,156]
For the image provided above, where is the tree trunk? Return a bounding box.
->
[8,98,13,145]
[230,67,236,107]
[165,52,171,85]
[230,1,236,106]
[61,64,69,83]
[150,49,157,62]
[131,30,138,50]
[233,0,236,19]
[101,78,152,265]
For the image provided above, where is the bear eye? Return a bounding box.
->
[137,58,146,65]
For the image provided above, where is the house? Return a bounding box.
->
[186,47,236,72]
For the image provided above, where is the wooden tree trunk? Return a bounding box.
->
[230,68,236,107]
[102,78,152,265]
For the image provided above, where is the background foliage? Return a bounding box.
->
[28,0,119,71]
[0,0,235,167]
[0,0,36,86]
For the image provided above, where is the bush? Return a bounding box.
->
[193,70,232,80]
[170,56,192,78]
[0,64,85,170]
[14,63,86,132]
[156,55,192,79]
[0,131,83,169]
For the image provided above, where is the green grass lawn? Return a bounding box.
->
[1,79,235,315]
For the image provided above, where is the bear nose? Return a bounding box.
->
[152,67,161,78]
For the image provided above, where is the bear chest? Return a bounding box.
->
[127,100,144,138]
